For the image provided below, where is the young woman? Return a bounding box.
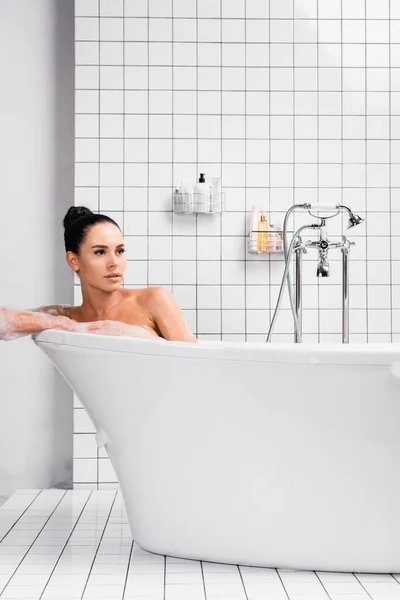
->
[0,206,197,343]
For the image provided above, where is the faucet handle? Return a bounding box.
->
[341,236,355,253]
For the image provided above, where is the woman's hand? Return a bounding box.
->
[52,315,77,333]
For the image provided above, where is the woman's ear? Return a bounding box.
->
[66,251,79,272]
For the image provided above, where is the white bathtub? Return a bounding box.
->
[34,330,400,573]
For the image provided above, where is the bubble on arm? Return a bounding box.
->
[30,305,71,317]
[0,307,74,342]
[0,309,28,341]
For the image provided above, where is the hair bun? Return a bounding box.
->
[63,206,93,230]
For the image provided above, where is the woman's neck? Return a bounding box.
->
[80,287,125,320]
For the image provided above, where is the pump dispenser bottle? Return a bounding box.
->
[194,173,210,213]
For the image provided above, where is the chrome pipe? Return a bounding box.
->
[282,204,309,342]
[342,248,350,343]
[267,224,319,343]
[294,245,303,343]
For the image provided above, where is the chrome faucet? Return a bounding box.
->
[267,204,365,344]
[306,219,330,277]
[302,207,364,279]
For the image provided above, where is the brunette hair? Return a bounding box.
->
[63,206,120,254]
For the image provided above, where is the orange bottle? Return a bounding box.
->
[257,211,269,252]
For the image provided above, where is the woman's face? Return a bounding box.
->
[71,222,127,290]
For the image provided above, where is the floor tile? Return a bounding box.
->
[0,490,399,600]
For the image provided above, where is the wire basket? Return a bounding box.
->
[248,230,284,254]
[173,191,225,214]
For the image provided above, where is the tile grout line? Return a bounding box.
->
[163,554,166,600]
[365,0,369,342]
[171,0,174,306]
[38,490,93,599]
[79,490,118,600]
[353,572,378,599]
[267,0,272,335]
[147,0,150,290]
[0,491,67,597]
[237,564,250,600]
[389,0,393,342]
[0,491,42,544]
[96,0,101,492]
[275,568,291,600]
[121,531,135,600]
[195,0,199,339]
[219,0,223,343]
[200,560,207,600]
[243,0,247,343]
[316,0,321,343]
[314,570,334,600]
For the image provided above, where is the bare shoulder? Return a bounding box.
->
[142,286,174,310]
[123,286,180,320]
[124,286,170,308]
[122,287,196,342]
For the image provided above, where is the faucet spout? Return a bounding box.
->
[317,256,329,277]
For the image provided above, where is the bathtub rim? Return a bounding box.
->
[33,329,400,367]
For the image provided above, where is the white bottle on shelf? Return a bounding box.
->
[194,173,210,213]
[181,178,195,213]
[248,206,260,253]
[211,177,222,212]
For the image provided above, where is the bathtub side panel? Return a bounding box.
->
[37,341,400,572]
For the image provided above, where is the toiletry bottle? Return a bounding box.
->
[257,211,269,252]
[249,206,260,252]
[181,178,195,214]
[211,177,222,212]
[274,219,283,251]
[269,223,281,251]
[194,173,209,213]
[174,185,183,213]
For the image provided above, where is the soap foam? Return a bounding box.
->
[1,307,162,342]
[73,320,161,340]
[0,307,74,342]
[0,309,25,341]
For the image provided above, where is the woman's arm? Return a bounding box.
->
[147,287,198,342]
[0,307,75,341]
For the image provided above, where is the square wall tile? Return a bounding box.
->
[74,6,400,485]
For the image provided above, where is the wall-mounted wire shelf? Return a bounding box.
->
[173,191,225,214]
[248,231,284,254]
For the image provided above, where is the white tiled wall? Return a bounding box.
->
[74,0,400,486]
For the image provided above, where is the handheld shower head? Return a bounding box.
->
[338,204,365,229]
[347,212,364,229]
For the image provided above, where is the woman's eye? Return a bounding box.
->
[94,248,125,256]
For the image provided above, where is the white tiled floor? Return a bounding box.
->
[0,491,399,600]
